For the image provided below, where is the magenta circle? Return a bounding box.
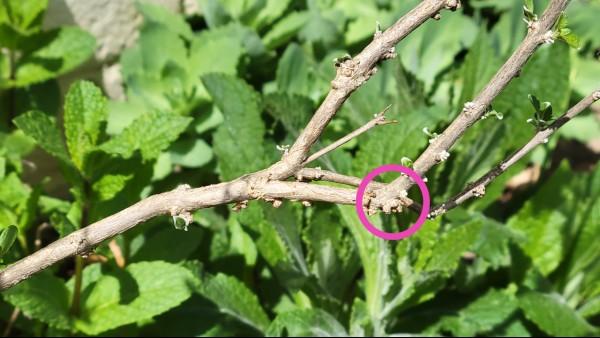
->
[355,164,431,240]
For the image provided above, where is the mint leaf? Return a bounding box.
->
[0,224,18,257]
[203,73,267,180]
[520,291,597,336]
[136,1,193,40]
[63,81,107,172]
[168,138,213,168]
[13,110,70,163]
[3,272,72,330]
[430,288,518,336]
[99,111,192,161]
[425,219,483,275]
[13,27,95,87]
[75,261,197,335]
[508,205,565,276]
[266,308,347,336]
[202,273,270,332]
[262,11,309,49]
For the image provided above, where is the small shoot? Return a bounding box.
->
[422,127,440,144]
[400,157,413,167]
[552,13,581,49]
[523,0,538,27]
[526,94,554,130]
[481,106,504,120]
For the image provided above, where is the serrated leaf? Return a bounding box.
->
[136,1,193,40]
[508,205,565,276]
[262,11,309,50]
[0,224,18,257]
[99,111,191,161]
[63,81,107,171]
[264,92,313,139]
[13,110,70,163]
[75,261,196,335]
[266,308,347,337]
[202,73,266,180]
[425,219,483,275]
[430,288,518,336]
[92,174,133,201]
[520,291,596,336]
[11,27,95,87]
[202,273,270,332]
[3,272,72,330]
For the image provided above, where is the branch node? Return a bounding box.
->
[232,200,249,212]
[175,183,192,192]
[445,0,461,11]
[472,184,486,198]
[382,46,397,60]
[593,91,600,101]
[462,101,479,116]
[436,150,450,162]
[427,204,446,219]
[170,206,193,231]
[301,201,312,207]
[541,30,555,44]
[431,12,442,20]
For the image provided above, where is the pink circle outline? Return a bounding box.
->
[355,164,431,240]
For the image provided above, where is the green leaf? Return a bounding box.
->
[429,288,518,336]
[3,272,72,330]
[202,73,266,180]
[264,92,313,139]
[13,110,70,163]
[11,27,95,87]
[262,11,310,50]
[92,174,133,201]
[63,81,107,171]
[136,1,193,40]
[425,220,483,275]
[520,291,597,336]
[202,273,270,333]
[168,138,213,168]
[130,226,203,263]
[49,212,77,237]
[266,308,347,337]
[99,111,192,161]
[338,205,393,333]
[0,224,18,257]
[508,205,565,276]
[75,261,196,335]
[397,13,478,91]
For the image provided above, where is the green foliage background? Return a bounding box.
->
[1,0,599,336]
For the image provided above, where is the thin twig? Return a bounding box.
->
[370,0,571,209]
[303,105,394,165]
[429,90,600,217]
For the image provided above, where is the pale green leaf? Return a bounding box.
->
[12,27,95,87]
[266,308,347,337]
[13,110,70,163]
[63,81,107,171]
[168,138,213,168]
[262,11,309,50]
[202,273,270,332]
[92,174,133,201]
[520,291,597,336]
[99,111,192,161]
[75,261,196,335]
[202,73,266,180]
[3,272,72,330]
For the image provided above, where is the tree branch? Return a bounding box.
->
[369,0,571,210]
[428,90,600,217]
[266,0,460,179]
